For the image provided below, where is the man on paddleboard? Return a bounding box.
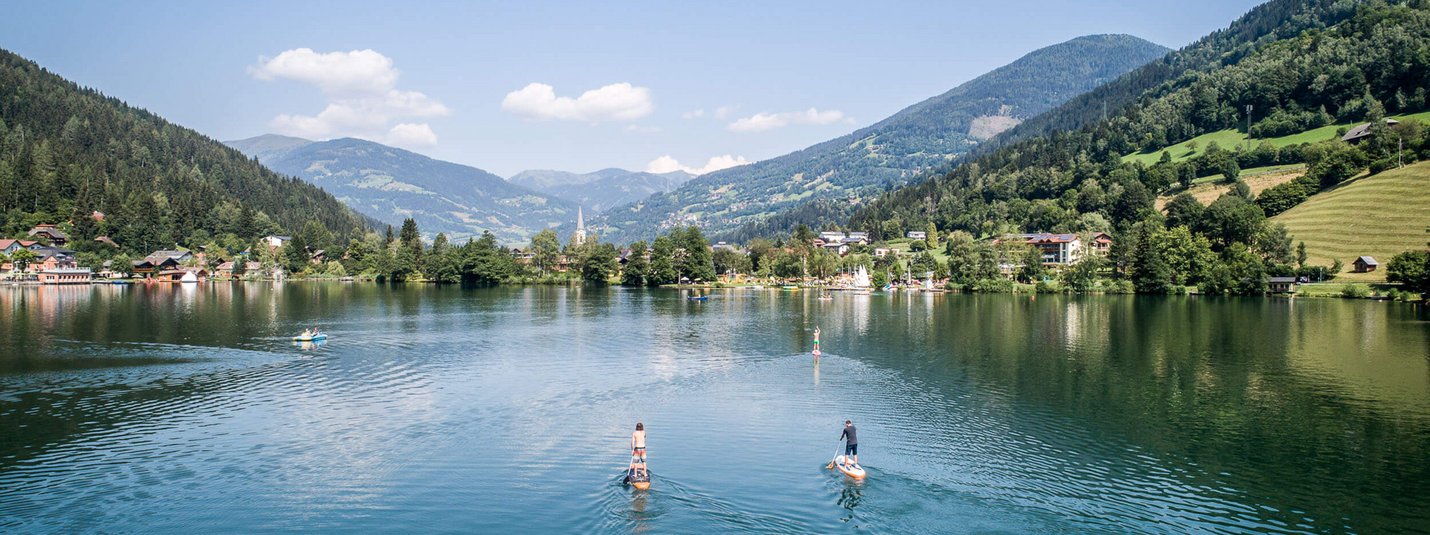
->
[813,326,821,354]
[840,420,858,466]
[631,422,646,464]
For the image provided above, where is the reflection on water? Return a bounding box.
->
[0,284,1427,533]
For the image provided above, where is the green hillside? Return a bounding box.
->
[1274,161,1430,281]
[1126,111,1430,166]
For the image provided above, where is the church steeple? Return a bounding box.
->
[574,206,587,245]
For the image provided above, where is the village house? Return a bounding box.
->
[822,241,850,256]
[38,268,92,284]
[309,249,328,264]
[132,250,193,276]
[1267,276,1298,294]
[215,260,262,278]
[1340,118,1400,144]
[1352,256,1378,273]
[93,236,119,248]
[1089,232,1113,256]
[1002,233,1086,266]
[30,247,79,272]
[906,231,927,240]
[262,235,291,250]
[846,232,869,245]
[153,267,208,283]
[27,224,70,247]
[819,231,847,243]
[0,238,42,254]
[874,248,893,258]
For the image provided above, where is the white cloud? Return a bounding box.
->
[624,124,662,133]
[386,123,438,148]
[727,108,849,132]
[713,105,738,120]
[681,109,706,119]
[251,48,449,146]
[646,154,750,175]
[501,82,653,122]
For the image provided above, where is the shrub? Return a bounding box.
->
[1340,284,1371,298]
[1034,280,1062,294]
[971,278,1015,293]
[1104,279,1136,294]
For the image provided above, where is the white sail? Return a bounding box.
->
[854,265,871,288]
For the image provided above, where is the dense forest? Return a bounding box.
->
[0,48,370,257]
[595,35,1170,244]
[847,0,1430,294]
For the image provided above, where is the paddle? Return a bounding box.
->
[826,442,842,469]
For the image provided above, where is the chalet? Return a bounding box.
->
[906,231,927,240]
[1352,256,1378,273]
[510,248,535,265]
[1003,233,1085,266]
[31,247,78,272]
[873,248,893,258]
[38,268,92,284]
[309,249,328,264]
[820,231,847,243]
[1341,118,1400,144]
[1089,232,1113,256]
[216,261,262,278]
[0,239,42,254]
[93,236,119,248]
[1267,276,1298,294]
[846,232,869,245]
[133,250,193,276]
[27,224,70,247]
[711,242,740,252]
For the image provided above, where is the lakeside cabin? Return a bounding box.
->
[1352,256,1379,273]
[27,224,70,247]
[1268,276,1298,294]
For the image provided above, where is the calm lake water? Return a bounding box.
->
[1,284,1428,533]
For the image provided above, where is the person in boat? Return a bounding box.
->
[300,328,313,338]
[840,419,858,466]
[813,326,821,354]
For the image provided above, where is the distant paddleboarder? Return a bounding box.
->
[813,326,822,357]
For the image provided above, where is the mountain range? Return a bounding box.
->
[509,168,695,213]
[227,135,579,244]
[592,34,1171,244]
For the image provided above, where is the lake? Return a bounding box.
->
[1,284,1427,533]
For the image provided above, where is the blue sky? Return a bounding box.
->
[2,1,1263,177]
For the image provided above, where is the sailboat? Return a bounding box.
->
[853,265,871,294]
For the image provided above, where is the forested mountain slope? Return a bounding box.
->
[0,48,371,254]
[849,0,1430,291]
[594,34,1170,244]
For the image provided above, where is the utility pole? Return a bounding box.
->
[1245,104,1253,151]
[1399,136,1404,168]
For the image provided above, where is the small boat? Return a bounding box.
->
[687,295,709,301]
[781,285,799,291]
[832,455,866,479]
[292,332,328,342]
[817,293,833,301]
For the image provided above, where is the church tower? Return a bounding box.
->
[574,206,587,245]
